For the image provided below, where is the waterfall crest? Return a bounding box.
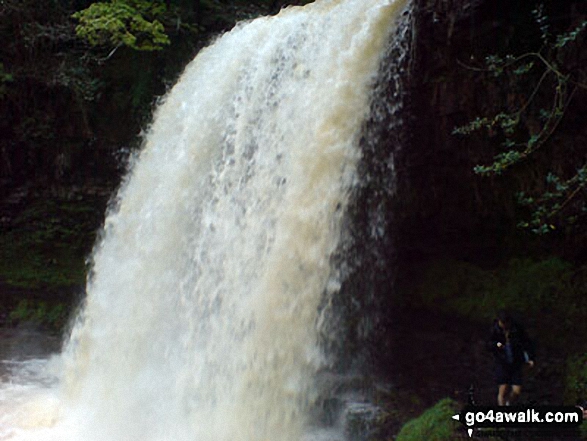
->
[0,1,407,440]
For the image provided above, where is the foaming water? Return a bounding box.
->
[0,0,406,439]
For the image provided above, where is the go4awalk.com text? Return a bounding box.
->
[452,406,583,438]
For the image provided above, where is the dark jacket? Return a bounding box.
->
[488,320,535,367]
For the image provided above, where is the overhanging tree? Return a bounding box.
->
[453,4,587,235]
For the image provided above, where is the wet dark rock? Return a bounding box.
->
[343,401,385,441]
[0,325,61,362]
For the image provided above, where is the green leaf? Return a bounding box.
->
[555,20,587,48]
[72,0,170,51]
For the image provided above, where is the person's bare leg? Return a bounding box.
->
[498,384,509,406]
[509,385,522,404]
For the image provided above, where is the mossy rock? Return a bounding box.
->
[344,402,383,440]
[395,398,460,441]
[0,196,102,289]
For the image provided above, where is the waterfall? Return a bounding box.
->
[0,0,407,440]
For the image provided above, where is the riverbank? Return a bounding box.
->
[379,307,585,440]
[385,307,566,408]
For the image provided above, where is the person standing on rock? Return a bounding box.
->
[488,310,535,406]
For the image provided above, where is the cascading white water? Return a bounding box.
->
[0,0,406,439]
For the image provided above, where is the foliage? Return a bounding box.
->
[0,0,109,184]
[8,299,68,331]
[0,0,313,188]
[72,0,170,51]
[414,257,587,350]
[0,197,102,289]
[517,169,587,235]
[0,0,315,286]
[54,63,105,103]
[70,0,307,54]
[453,6,587,234]
[416,258,570,318]
[395,398,460,441]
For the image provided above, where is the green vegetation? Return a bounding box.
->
[73,1,171,51]
[416,258,569,319]
[0,4,584,441]
[395,398,460,441]
[0,0,315,330]
[8,300,68,331]
[453,6,587,234]
[0,197,102,289]
[0,0,312,190]
[413,258,587,350]
[0,194,103,331]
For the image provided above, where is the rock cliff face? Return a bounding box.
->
[395,0,587,269]
[399,0,519,268]
[339,0,587,371]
